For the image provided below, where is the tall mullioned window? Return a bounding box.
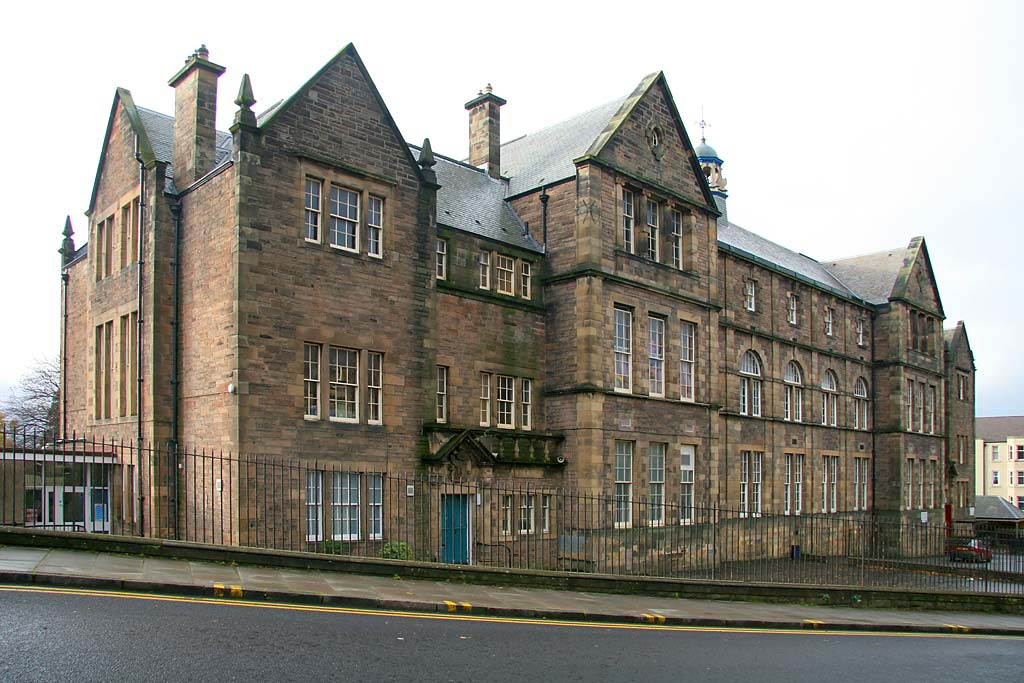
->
[785,453,804,515]
[680,321,695,401]
[615,441,633,528]
[740,450,762,517]
[497,375,514,428]
[367,196,383,257]
[614,308,633,392]
[479,372,491,426]
[304,179,322,242]
[822,456,839,513]
[744,280,757,312]
[329,186,359,251]
[332,472,360,541]
[853,377,869,430]
[739,351,762,417]
[478,252,490,289]
[369,473,383,540]
[648,443,666,526]
[329,347,359,422]
[303,343,320,419]
[646,200,660,261]
[622,189,635,253]
[367,352,382,425]
[670,209,683,269]
[648,316,665,397]
[435,239,447,280]
[305,471,323,541]
[680,445,695,524]
[521,379,532,430]
[784,361,803,422]
[520,261,532,299]
[821,370,838,426]
[436,366,448,423]
[496,255,515,295]
[854,457,869,511]
[787,294,799,325]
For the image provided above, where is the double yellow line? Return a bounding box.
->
[0,585,1017,640]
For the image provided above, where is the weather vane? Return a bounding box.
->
[696,106,709,143]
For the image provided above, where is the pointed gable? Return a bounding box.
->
[257,44,425,185]
[891,237,944,315]
[945,321,976,370]
[87,88,157,216]
[585,72,718,212]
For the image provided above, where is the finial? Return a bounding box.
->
[697,106,709,143]
[485,83,493,94]
[197,44,209,60]
[418,138,436,169]
[232,74,258,133]
[60,216,76,265]
[235,73,256,109]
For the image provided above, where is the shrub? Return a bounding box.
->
[380,541,413,560]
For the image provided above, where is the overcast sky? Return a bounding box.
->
[0,0,1018,417]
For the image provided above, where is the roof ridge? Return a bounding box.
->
[410,143,502,178]
[824,245,907,264]
[500,95,627,149]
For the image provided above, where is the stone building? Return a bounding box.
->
[975,416,1024,509]
[54,44,975,542]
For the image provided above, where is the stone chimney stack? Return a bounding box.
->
[169,45,226,188]
[465,84,506,180]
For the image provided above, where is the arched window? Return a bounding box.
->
[739,351,762,417]
[783,361,803,422]
[854,377,869,430]
[820,370,838,426]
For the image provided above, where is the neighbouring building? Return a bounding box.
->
[976,416,1024,509]
[36,44,976,546]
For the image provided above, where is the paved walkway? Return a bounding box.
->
[1,544,1023,636]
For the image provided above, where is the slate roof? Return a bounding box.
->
[136,106,233,185]
[823,248,907,305]
[500,97,626,197]
[976,416,1024,442]
[974,495,1024,521]
[717,220,859,299]
[412,145,543,253]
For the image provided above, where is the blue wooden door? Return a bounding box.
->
[441,495,470,564]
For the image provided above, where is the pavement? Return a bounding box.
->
[2,543,1024,636]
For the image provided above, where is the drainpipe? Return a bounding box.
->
[135,141,146,445]
[539,187,549,249]
[61,269,68,442]
[169,197,182,541]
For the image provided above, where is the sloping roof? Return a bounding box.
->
[414,146,542,253]
[136,106,233,184]
[976,416,1024,442]
[718,220,860,299]
[500,97,627,197]
[823,247,906,305]
[975,495,1024,521]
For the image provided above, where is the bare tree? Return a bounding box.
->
[2,357,60,442]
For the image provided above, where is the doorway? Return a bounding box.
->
[440,494,471,564]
